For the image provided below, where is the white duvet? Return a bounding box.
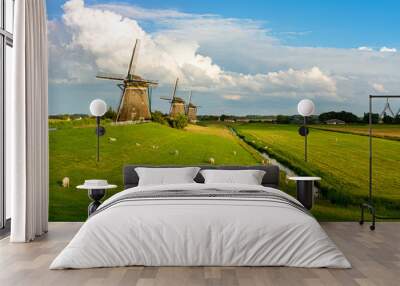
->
[50,183,351,269]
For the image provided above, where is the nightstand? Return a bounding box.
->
[77,180,117,216]
[288,177,321,210]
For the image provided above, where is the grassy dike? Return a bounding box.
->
[233,123,400,217]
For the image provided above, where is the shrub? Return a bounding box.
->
[319,111,360,123]
[382,114,394,124]
[152,110,167,125]
[104,107,117,120]
[168,114,188,129]
[362,112,379,124]
[276,115,290,124]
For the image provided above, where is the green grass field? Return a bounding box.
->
[49,121,264,221]
[312,124,400,140]
[50,120,399,222]
[234,123,400,213]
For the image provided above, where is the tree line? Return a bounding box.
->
[276,111,400,124]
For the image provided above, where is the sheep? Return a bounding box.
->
[208,157,215,165]
[108,137,117,142]
[135,142,141,147]
[233,151,237,156]
[62,177,70,188]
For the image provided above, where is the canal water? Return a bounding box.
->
[231,127,321,197]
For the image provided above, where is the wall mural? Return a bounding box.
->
[48,0,400,222]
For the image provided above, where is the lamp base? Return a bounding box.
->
[87,189,106,216]
[360,202,376,230]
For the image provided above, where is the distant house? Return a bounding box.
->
[236,118,250,123]
[325,119,345,125]
[224,119,235,123]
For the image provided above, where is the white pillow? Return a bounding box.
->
[135,167,201,186]
[200,169,266,185]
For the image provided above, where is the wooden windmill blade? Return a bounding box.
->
[168,78,179,114]
[186,90,192,115]
[172,78,179,99]
[116,85,127,122]
[188,90,192,104]
[160,97,172,101]
[189,93,200,108]
[117,83,124,91]
[127,39,141,80]
[96,72,125,81]
[135,79,158,86]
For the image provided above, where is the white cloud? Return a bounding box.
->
[372,83,385,92]
[52,0,337,100]
[223,95,242,101]
[358,46,373,51]
[92,3,192,21]
[380,46,397,53]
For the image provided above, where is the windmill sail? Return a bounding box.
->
[172,78,179,99]
[186,90,192,114]
[96,73,126,81]
[170,78,179,114]
[127,39,140,80]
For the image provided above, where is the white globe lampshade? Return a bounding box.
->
[297,99,315,117]
[89,99,107,117]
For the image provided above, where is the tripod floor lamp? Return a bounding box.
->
[360,95,400,231]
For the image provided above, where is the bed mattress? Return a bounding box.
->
[50,183,351,269]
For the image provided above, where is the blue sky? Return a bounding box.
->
[47,0,400,48]
[47,0,400,115]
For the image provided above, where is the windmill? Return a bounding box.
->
[160,78,186,118]
[186,91,200,123]
[96,39,158,122]
[379,98,395,121]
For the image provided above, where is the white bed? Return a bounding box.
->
[50,183,351,269]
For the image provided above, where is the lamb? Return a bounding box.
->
[62,177,70,188]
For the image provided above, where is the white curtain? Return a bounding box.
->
[8,0,49,242]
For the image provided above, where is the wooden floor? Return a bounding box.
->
[0,222,398,286]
